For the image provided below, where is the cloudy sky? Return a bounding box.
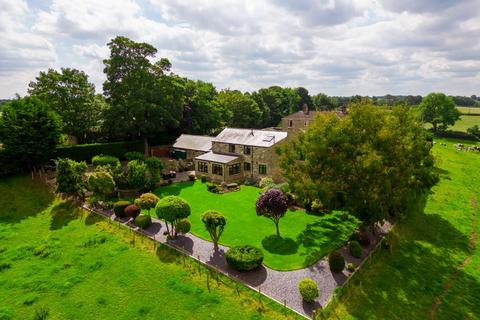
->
[1,0,480,98]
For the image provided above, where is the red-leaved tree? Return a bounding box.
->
[256,189,288,237]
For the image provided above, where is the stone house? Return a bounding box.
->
[194,128,288,183]
[171,134,214,160]
[280,105,346,132]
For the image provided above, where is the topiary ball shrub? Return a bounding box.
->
[298,278,319,303]
[134,192,160,210]
[124,204,141,219]
[134,214,152,229]
[113,200,131,217]
[176,218,191,235]
[328,251,345,273]
[200,174,207,183]
[349,240,363,258]
[226,245,264,271]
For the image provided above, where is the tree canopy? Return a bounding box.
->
[256,189,288,237]
[102,36,185,150]
[279,102,439,225]
[420,92,461,132]
[0,96,61,170]
[215,90,262,128]
[28,68,104,142]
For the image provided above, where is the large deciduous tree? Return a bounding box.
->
[0,96,61,171]
[102,36,185,154]
[28,68,103,142]
[252,86,300,127]
[215,90,262,128]
[279,102,439,225]
[201,210,227,250]
[420,92,460,132]
[181,79,222,135]
[256,189,288,237]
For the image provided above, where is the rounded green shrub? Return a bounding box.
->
[298,278,319,302]
[347,262,355,272]
[134,214,152,229]
[176,218,191,234]
[349,240,363,258]
[156,196,191,238]
[125,151,144,161]
[200,174,207,183]
[134,193,160,210]
[350,230,370,246]
[328,251,345,273]
[124,204,140,219]
[88,171,116,200]
[206,182,218,193]
[92,154,120,167]
[226,245,264,271]
[113,200,131,217]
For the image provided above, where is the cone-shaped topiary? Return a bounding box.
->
[328,251,345,273]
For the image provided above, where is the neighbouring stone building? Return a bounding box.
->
[171,134,214,160]
[280,104,346,132]
[193,128,288,183]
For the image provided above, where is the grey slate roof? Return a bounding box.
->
[213,128,288,147]
[173,134,214,152]
[195,151,239,164]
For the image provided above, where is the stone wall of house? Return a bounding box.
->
[211,142,284,183]
[280,117,315,132]
[194,158,244,183]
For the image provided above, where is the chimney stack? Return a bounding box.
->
[302,103,309,115]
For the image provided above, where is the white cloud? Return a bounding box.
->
[0,0,479,98]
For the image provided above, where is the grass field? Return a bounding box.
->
[457,106,480,115]
[0,176,299,320]
[154,181,359,271]
[323,138,480,320]
[451,114,480,132]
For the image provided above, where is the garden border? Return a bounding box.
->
[82,204,310,320]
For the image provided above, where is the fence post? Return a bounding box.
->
[206,271,211,292]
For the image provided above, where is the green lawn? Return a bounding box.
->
[0,176,299,320]
[154,181,359,270]
[323,138,480,320]
[451,114,480,132]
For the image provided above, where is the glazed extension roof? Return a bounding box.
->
[213,128,288,147]
[173,134,214,152]
[195,151,239,164]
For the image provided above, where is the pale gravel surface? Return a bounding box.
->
[86,205,390,318]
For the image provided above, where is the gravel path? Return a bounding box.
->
[86,205,390,319]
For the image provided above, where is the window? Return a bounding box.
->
[259,164,267,175]
[244,145,251,155]
[229,163,241,175]
[229,144,236,153]
[212,164,223,176]
[244,162,251,171]
[198,161,208,173]
[288,119,293,128]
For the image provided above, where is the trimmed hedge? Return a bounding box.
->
[349,240,363,258]
[226,245,264,271]
[92,154,120,167]
[328,251,345,273]
[113,201,131,217]
[134,214,152,229]
[125,151,145,161]
[298,278,319,302]
[56,140,144,163]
